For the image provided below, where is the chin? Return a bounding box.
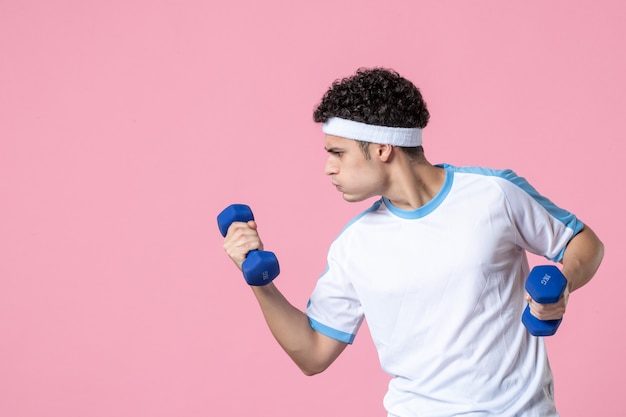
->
[342,193,367,203]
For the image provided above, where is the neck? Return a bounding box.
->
[383,156,445,211]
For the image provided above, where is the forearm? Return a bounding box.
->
[561,225,604,292]
[222,220,346,374]
[251,283,346,375]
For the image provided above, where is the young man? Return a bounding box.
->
[222,68,604,416]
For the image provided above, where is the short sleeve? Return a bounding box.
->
[495,169,584,262]
[306,239,364,344]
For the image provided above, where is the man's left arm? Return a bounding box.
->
[560,225,604,292]
[527,225,604,320]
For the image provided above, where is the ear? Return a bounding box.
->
[375,144,394,162]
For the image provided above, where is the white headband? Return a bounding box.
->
[322,117,422,147]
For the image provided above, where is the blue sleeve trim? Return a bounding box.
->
[308,317,356,344]
[551,224,585,262]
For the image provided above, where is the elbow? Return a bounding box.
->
[298,362,329,377]
[598,239,605,263]
[284,329,346,376]
[589,229,605,270]
[289,351,333,376]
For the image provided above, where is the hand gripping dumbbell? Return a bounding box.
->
[217,204,280,286]
[522,265,568,336]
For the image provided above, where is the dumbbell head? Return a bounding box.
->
[217,204,254,237]
[243,251,280,286]
[522,265,567,336]
[525,265,567,303]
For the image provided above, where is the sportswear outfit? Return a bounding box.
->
[306,164,583,417]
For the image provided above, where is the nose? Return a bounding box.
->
[324,156,338,176]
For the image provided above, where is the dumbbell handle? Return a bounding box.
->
[217,204,280,286]
[522,265,567,336]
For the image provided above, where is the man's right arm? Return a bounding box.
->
[223,220,347,375]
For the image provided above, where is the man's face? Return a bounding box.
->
[324,135,386,202]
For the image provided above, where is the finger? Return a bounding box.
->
[223,230,262,254]
[222,222,264,266]
[528,299,566,321]
[226,221,254,237]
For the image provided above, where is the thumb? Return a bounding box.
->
[248,220,258,230]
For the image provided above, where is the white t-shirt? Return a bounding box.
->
[306,164,584,417]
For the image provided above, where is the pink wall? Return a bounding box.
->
[1,1,623,416]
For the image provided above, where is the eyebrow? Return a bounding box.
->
[325,146,343,153]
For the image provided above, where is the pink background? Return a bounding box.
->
[1,1,623,416]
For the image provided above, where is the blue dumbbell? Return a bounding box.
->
[217,204,280,286]
[522,265,568,336]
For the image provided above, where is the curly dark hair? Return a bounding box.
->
[313,68,430,129]
[313,68,430,160]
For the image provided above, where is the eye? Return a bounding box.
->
[325,147,344,158]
